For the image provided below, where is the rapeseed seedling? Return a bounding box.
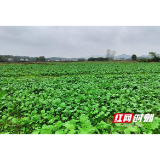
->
[1,62,160,134]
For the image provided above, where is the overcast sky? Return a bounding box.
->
[0,26,160,58]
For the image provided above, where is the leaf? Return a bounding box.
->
[21,117,30,122]
[106,94,110,101]
[124,129,131,134]
[112,131,119,134]
[78,128,90,134]
[75,99,79,103]
[67,130,76,134]
[70,119,77,124]
[55,115,60,120]
[97,121,111,130]
[2,115,7,120]
[124,126,140,134]
[40,125,53,134]
[82,120,95,131]
[55,98,61,104]
[48,119,55,124]
[62,117,68,121]
[40,129,52,134]
[101,106,107,112]
[103,131,109,134]
[2,132,10,134]
[32,130,40,134]
[64,121,75,130]
[41,110,45,114]
[93,108,99,114]
[60,102,65,108]
[50,108,55,113]
[55,129,64,134]
[55,121,63,129]
[143,131,152,135]
[12,118,19,124]
[105,112,110,117]
[150,117,159,130]
[79,114,88,124]
[137,110,144,114]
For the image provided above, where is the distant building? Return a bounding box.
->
[8,58,13,61]
[106,49,116,60]
[20,58,29,61]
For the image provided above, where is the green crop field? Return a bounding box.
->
[1,62,160,134]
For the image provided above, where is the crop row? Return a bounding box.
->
[1,62,160,77]
[1,71,160,134]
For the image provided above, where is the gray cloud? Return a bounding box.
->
[0,26,160,58]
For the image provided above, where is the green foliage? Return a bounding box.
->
[1,62,160,134]
[149,52,157,58]
[88,57,109,61]
[77,58,85,61]
[148,52,160,62]
[36,56,46,62]
[131,54,137,61]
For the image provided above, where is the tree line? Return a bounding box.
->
[1,52,160,62]
[88,57,109,61]
[132,52,160,62]
[0,55,46,62]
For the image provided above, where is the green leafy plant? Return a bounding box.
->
[1,62,160,134]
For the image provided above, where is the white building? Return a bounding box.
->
[8,58,13,61]
[20,58,29,61]
[106,49,116,60]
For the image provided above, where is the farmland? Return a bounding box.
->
[1,62,160,134]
